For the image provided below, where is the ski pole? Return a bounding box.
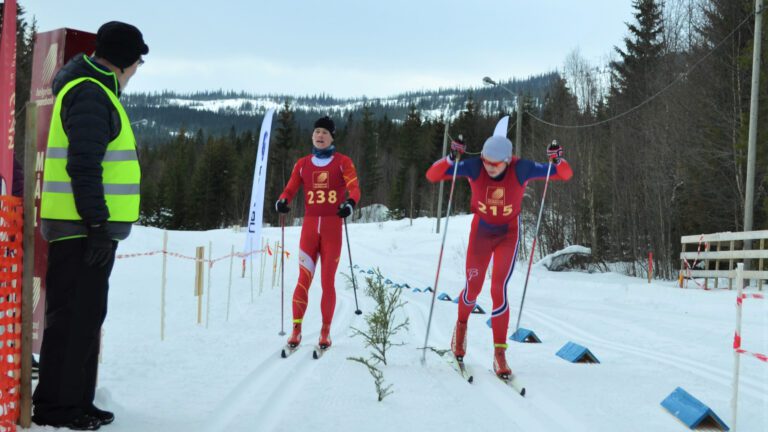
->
[279,215,286,336]
[344,217,363,315]
[514,143,555,332]
[421,151,462,365]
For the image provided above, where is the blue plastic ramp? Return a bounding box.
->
[509,328,542,343]
[556,342,599,363]
[660,387,729,431]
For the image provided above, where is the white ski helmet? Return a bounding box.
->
[481,135,513,163]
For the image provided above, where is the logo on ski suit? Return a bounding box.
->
[486,187,505,206]
[313,171,329,189]
[466,268,480,281]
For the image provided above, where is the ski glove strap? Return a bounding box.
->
[449,136,466,161]
[547,141,563,164]
[276,199,290,213]
[337,198,355,218]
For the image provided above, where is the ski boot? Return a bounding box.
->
[287,323,302,348]
[451,321,468,360]
[318,324,332,349]
[493,344,512,380]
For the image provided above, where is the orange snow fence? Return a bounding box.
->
[0,196,22,432]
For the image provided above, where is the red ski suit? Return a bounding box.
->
[280,153,361,326]
[426,156,573,345]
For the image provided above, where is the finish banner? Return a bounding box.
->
[244,109,275,256]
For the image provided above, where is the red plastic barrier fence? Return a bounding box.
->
[0,196,23,432]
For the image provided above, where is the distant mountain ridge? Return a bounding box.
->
[123,72,558,140]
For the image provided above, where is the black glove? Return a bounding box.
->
[275,198,290,213]
[337,198,355,218]
[84,223,114,267]
[547,140,563,164]
[448,135,466,161]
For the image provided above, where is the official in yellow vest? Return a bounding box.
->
[33,21,148,432]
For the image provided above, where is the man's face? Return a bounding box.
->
[118,57,143,90]
[312,128,334,149]
[482,156,508,177]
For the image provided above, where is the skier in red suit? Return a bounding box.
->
[276,116,361,349]
[426,133,573,377]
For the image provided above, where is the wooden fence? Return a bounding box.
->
[679,230,768,290]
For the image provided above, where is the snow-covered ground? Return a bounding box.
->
[31,215,767,431]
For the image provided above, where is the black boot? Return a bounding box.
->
[86,405,115,425]
[32,413,101,430]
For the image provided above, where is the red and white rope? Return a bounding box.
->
[116,247,288,267]
[733,291,766,363]
[682,234,707,289]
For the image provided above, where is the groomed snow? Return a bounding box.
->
[30,215,767,431]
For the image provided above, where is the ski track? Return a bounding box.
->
[203,291,353,432]
[404,287,590,432]
[525,307,765,400]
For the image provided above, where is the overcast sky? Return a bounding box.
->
[21,0,634,98]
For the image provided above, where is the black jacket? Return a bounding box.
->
[42,54,133,242]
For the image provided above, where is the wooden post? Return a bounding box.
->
[271,240,279,288]
[195,246,204,324]
[205,241,212,328]
[249,250,254,303]
[258,238,264,297]
[648,252,653,283]
[160,231,168,340]
[759,238,765,291]
[728,240,735,290]
[703,242,710,289]
[715,242,721,289]
[20,102,37,428]
[226,245,234,322]
[679,242,687,288]
[259,238,266,296]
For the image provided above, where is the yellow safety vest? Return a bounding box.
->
[41,76,141,222]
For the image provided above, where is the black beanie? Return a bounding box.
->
[313,116,336,137]
[95,21,149,69]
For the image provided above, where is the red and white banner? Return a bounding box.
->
[29,28,96,353]
[0,0,17,193]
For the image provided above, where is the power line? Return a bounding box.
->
[525,8,759,130]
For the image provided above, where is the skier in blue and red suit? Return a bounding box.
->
[426,133,573,377]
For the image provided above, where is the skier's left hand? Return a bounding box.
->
[337,198,355,218]
[547,140,563,164]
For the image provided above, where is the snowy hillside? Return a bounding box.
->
[30,216,767,432]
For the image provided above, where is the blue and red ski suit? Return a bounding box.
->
[426,156,573,345]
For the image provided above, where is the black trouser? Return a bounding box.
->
[33,238,117,422]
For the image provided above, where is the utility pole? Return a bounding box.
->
[483,76,522,156]
[436,121,449,233]
[743,0,763,262]
[515,95,523,158]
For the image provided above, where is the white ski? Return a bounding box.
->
[312,345,330,359]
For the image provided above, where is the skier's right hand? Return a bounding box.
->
[449,135,466,161]
[275,198,290,213]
